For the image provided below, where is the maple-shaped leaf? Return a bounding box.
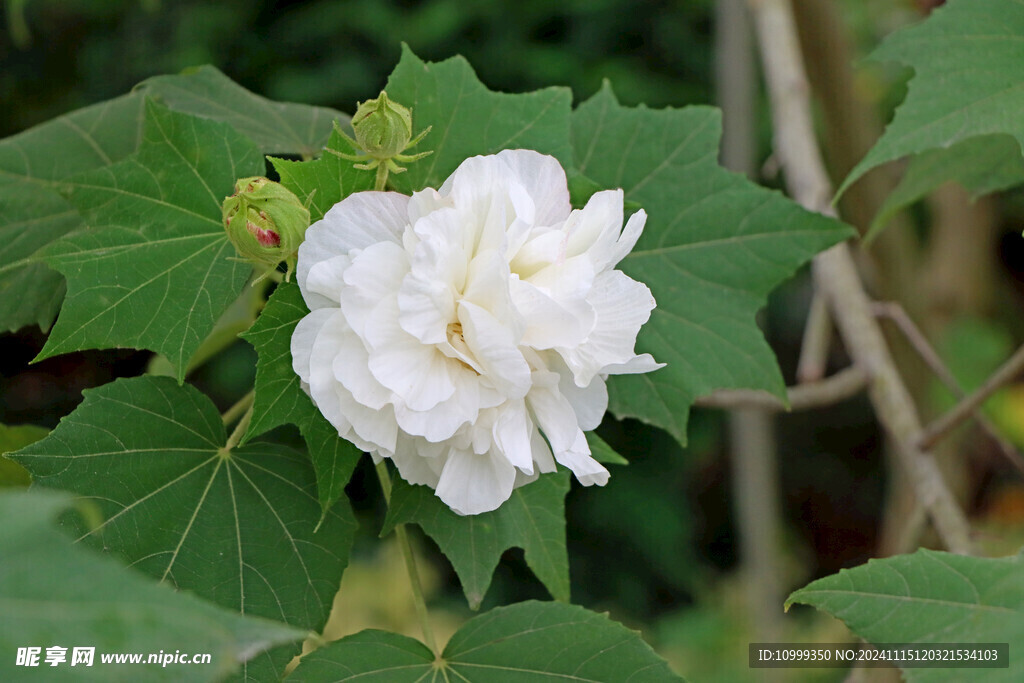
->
[840,0,1024,205]
[0,66,346,335]
[10,376,356,681]
[383,45,574,193]
[288,600,684,682]
[382,473,571,610]
[35,100,262,379]
[572,84,852,444]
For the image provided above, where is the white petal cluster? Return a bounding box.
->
[291,149,662,515]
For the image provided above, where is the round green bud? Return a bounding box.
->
[222,177,310,280]
[350,91,415,161]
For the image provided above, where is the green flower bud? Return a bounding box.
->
[327,92,432,190]
[222,177,310,281]
[350,91,415,161]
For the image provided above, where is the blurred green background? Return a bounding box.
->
[5,1,1024,681]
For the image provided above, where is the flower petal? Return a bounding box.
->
[366,298,456,411]
[562,269,657,386]
[554,431,609,487]
[339,241,408,337]
[388,434,444,488]
[298,191,409,309]
[291,307,335,385]
[435,448,517,515]
[304,254,350,306]
[458,300,531,399]
[493,149,571,226]
[564,189,624,267]
[556,364,608,431]
[491,400,534,472]
[331,323,391,410]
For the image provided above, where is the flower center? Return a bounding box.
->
[445,321,480,375]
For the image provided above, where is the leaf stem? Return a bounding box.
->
[374,460,440,657]
[224,401,254,451]
[221,389,255,428]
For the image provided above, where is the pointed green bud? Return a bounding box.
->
[350,91,417,161]
[222,177,310,280]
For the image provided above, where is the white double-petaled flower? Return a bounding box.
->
[291,149,663,515]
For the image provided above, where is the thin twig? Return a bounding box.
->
[797,293,832,383]
[696,366,867,411]
[747,0,973,554]
[872,302,1024,474]
[918,343,1024,453]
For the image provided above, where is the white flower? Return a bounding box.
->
[291,149,663,515]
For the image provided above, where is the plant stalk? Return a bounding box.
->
[374,460,440,657]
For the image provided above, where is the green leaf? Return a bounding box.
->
[839,0,1024,200]
[788,548,1024,682]
[242,282,314,438]
[572,84,852,445]
[0,423,46,487]
[0,488,305,682]
[0,93,143,334]
[241,280,361,521]
[9,376,356,681]
[288,600,684,682]
[272,128,375,223]
[0,66,346,335]
[586,431,628,465]
[36,101,263,380]
[869,134,1024,238]
[381,473,570,610]
[139,65,346,159]
[383,45,574,193]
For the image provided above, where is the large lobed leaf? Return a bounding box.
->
[572,84,852,444]
[34,100,261,380]
[383,45,575,192]
[10,376,356,681]
[382,474,571,610]
[840,0,1024,206]
[138,65,345,159]
[0,65,346,335]
[0,488,305,682]
[788,548,1024,682]
[287,600,684,682]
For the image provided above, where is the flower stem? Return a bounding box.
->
[374,461,440,657]
[374,164,389,191]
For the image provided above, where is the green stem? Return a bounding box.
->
[222,389,255,427]
[374,164,389,192]
[374,461,440,657]
[224,401,254,451]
